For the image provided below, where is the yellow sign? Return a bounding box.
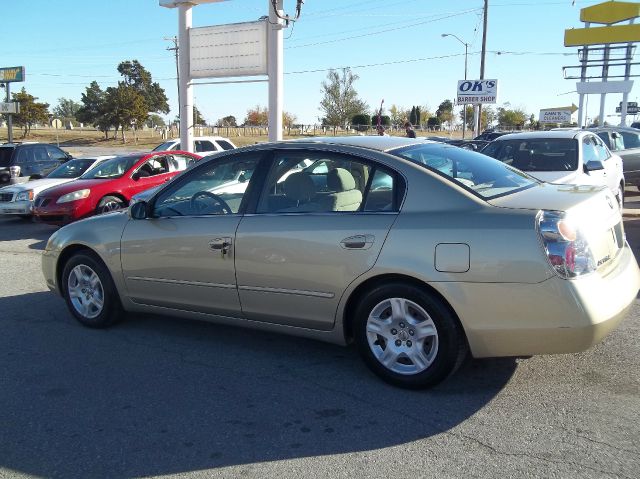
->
[0,66,25,82]
[540,104,578,114]
[565,23,640,46]
[580,1,640,24]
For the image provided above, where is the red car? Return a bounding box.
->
[32,151,201,225]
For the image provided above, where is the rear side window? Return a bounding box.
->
[621,131,640,149]
[46,145,68,161]
[217,140,235,150]
[0,147,14,167]
[195,141,216,152]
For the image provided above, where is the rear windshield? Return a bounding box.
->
[153,141,176,152]
[47,159,98,179]
[81,155,142,179]
[0,147,15,167]
[483,138,579,172]
[391,143,537,199]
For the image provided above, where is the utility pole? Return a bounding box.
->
[476,0,489,136]
[268,0,284,141]
[165,36,179,124]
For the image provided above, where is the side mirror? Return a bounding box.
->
[611,132,620,139]
[585,160,605,172]
[132,172,141,181]
[129,201,149,220]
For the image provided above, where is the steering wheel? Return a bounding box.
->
[189,191,233,215]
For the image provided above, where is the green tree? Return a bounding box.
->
[497,105,528,129]
[105,84,148,143]
[409,106,417,126]
[53,97,81,122]
[217,115,237,127]
[418,105,432,126]
[11,88,50,138]
[76,81,112,137]
[146,114,166,128]
[427,117,442,130]
[371,114,391,126]
[319,68,368,127]
[436,100,454,127]
[193,105,206,126]
[351,113,371,131]
[117,60,169,114]
[459,105,475,131]
[389,104,408,126]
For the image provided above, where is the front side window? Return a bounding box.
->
[46,145,68,161]
[583,137,599,164]
[592,135,611,161]
[81,155,142,179]
[257,151,396,213]
[153,157,259,217]
[195,141,216,152]
[394,143,537,199]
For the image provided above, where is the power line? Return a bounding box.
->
[285,8,481,49]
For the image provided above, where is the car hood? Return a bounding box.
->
[36,179,110,198]
[0,177,79,195]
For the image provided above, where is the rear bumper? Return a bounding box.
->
[438,243,640,358]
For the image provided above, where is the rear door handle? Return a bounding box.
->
[340,234,374,250]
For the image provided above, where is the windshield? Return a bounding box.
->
[81,155,142,179]
[391,143,538,199]
[46,159,99,179]
[483,138,579,172]
[0,147,14,167]
[153,141,176,152]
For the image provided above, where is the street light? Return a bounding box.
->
[442,33,469,138]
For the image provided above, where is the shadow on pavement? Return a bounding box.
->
[0,217,56,250]
[0,291,517,478]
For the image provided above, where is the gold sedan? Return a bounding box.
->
[42,136,640,389]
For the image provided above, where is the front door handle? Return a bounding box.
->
[340,234,374,250]
[209,237,232,256]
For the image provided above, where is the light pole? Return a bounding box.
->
[442,33,468,138]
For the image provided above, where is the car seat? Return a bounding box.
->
[321,168,363,211]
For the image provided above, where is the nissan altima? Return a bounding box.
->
[42,136,640,388]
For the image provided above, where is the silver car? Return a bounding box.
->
[42,137,640,389]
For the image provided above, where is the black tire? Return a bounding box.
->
[353,282,467,389]
[96,195,125,215]
[61,252,123,328]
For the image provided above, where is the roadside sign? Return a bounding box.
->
[457,79,498,104]
[540,110,573,123]
[0,102,19,114]
[51,119,63,129]
[616,105,640,114]
[0,66,25,83]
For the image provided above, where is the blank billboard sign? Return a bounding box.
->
[190,20,268,79]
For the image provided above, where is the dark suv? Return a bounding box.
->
[0,143,72,185]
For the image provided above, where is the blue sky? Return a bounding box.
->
[2,0,636,126]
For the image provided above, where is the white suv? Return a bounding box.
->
[482,130,625,208]
[153,136,236,154]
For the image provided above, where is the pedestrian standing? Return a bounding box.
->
[405,122,416,138]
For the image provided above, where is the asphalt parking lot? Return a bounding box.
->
[0,213,638,479]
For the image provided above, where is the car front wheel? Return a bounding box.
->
[354,282,467,389]
[61,253,122,328]
[96,195,125,214]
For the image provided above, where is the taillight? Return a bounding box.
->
[9,165,21,178]
[537,210,596,279]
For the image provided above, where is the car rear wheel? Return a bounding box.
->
[354,282,467,389]
[61,253,122,328]
[97,195,125,214]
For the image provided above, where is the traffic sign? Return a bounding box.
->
[616,105,640,114]
[0,102,19,114]
[51,119,63,129]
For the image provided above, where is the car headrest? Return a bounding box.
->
[283,172,316,202]
[327,168,356,192]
